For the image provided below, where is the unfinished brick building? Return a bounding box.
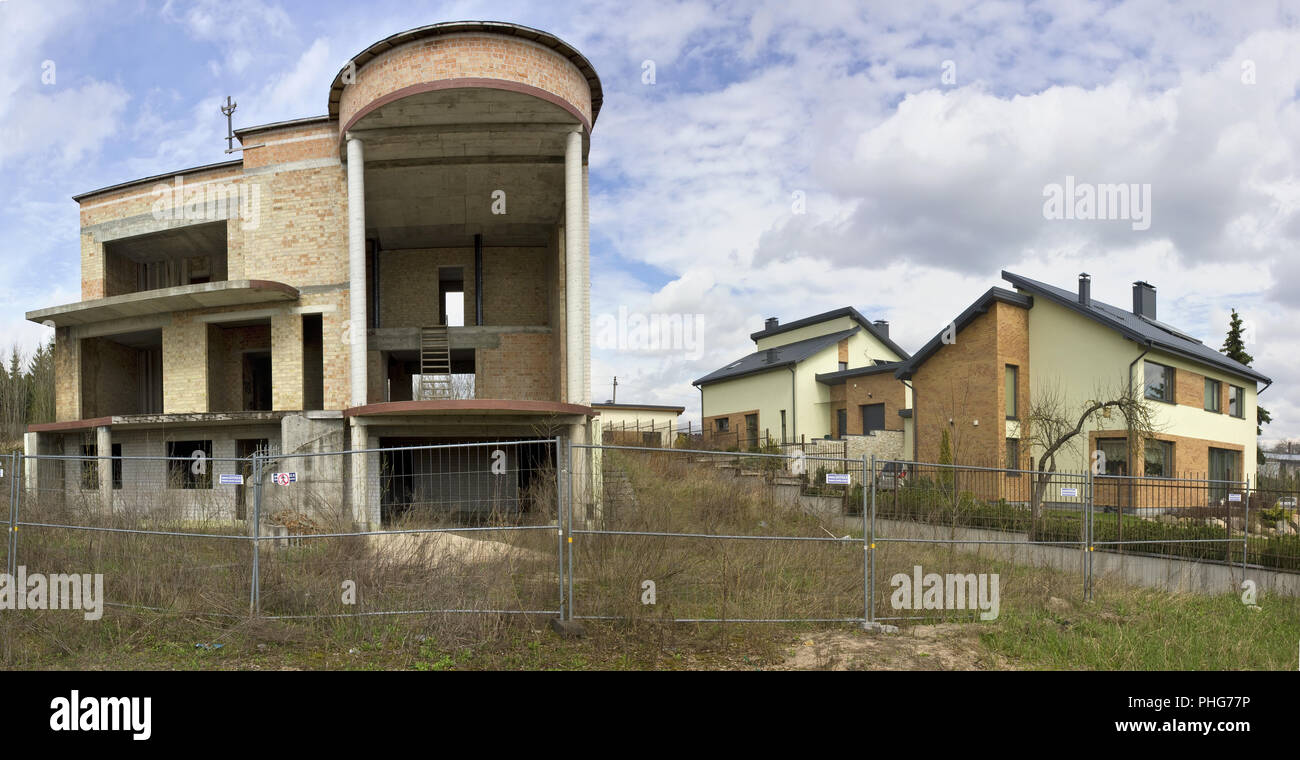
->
[23,21,601,527]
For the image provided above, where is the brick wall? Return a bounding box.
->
[207,324,271,412]
[829,372,907,438]
[162,315,208,413]
[475,332,556,400]
[338,33,594,130]
[272,313,304,410]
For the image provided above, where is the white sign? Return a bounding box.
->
[218,474,244,485]
[272,472,298,486]
[826,473,851,485]
[1060,487,1079,498]
[1228,493,1242,502]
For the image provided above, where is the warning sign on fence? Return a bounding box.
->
[272,472,298,485]
[218,474,244,485]
[1228,493,1242,502]
[1061,487,1079,498]
[826,473,851,485]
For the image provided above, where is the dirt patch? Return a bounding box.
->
[366,531,548,566]
[775,623,1014,670]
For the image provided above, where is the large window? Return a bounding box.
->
[167,440,213,489]
[1144,361,1175,403]
[1005,365,1018,419]
[1097,438,1129,476]
[1204,378,1221,413]
[1144,440,1174,478]
[1228,385,1245,418]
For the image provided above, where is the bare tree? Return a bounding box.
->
[1022,380,1160,539]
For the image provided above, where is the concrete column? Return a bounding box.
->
[581,163,591,407]
[564,129,584,406]
[96,426,113,514]
[346,134,368,408]
[23,432,40,495]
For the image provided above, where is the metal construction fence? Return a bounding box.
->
[0,443,1295,627]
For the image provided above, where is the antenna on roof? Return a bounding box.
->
[221,96,238,154]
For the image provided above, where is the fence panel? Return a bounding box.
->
[568,444,867,623]
[16,450,253,618]
[869,459,1089,623]
[253,440,563,620]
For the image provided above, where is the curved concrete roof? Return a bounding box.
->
[327,21,603,125]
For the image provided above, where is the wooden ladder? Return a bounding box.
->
[418,326,452,400]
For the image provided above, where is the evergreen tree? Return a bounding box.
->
[1221,309,1269,459]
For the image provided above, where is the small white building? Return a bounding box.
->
[594,402,685,447]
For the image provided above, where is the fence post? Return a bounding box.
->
[1242,475,1249,575]
[865,454,873,625]
[8,452,18,578]
[1085,464,1093,601]
[565,436,575,621]
[250,451,262,618]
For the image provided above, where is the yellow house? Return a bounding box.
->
[895,272,1270,494]
[693,308,911,452]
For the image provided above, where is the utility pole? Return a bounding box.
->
[611,376,618,404]
[221,96,238,153]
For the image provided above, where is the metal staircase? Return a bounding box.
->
[418,326,452,400]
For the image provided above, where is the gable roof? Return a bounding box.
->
[894,288,1033,380]
[749,306,911,360]
[1001,271,1270,385]
[693,328,858,386]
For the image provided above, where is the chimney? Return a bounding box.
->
[764,317,779,331]
[1132,281,1156,319]
[765,348,777,363]
[1078,273,1091,306]
[872,319,890,338]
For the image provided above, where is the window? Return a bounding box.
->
[1228,385,1245,418]
[80,444,98,490]
[745,414,759,448]
[861,403,885,434]
[1143,361,1175,403]
[1005,365,1018,419]
[838,361,848,372]
[1144,440,1174,478]
[836,409,847,438]
[780,410,787,444]
[1097,438,1128,476]
[112,443,122,490]
[1005,438,1021,476]
[715,418,729,432]
[1204,378,1221,413]
[167,440,213,489]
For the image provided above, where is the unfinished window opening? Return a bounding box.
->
[242,352,272,411]
[103,221,229,297]
[303,314,324,410]
[439,267,466,327]
[378,438,554,527]
[167,440,213,489]
[80,329,163,417]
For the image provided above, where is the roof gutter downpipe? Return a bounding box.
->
[788,366,797,445]
[1128,342,1151,398]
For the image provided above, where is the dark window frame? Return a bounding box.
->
[1144,439,1175,479]
[1005,438,1021,476]
[1228,385,1245,419]
[1204,378,1222,413]
[1143,361,1176,404]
